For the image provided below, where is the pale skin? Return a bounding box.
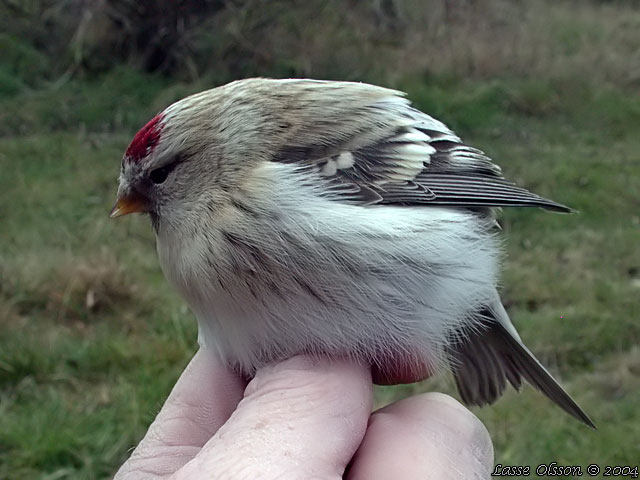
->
[115,351,494,479]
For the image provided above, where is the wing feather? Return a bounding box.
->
[269,81,571,212]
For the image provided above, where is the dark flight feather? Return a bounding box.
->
[272,92,572,213]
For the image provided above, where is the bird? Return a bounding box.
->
[111,78,593,427]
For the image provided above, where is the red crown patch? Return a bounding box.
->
[125,114,165,162]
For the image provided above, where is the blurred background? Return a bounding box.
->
[1,0,639,477]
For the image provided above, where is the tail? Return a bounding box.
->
[449,297,595,428]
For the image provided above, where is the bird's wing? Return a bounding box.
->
[271,82,570,211]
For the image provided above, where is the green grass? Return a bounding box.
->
[1,64,639,479]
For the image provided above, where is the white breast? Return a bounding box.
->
[155,163,500,376]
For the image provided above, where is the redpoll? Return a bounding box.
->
[111,78,593,427]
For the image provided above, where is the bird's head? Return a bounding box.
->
[111,78,398,226]
[110,82,278,227]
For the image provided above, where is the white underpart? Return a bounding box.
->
[155,162,500,377]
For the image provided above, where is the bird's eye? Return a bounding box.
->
[149,164,174,184]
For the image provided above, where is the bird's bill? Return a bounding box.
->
[109,194,146,218]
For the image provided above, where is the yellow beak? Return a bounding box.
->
[109,194,147,218]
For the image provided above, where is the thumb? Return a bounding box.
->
[174,355,373,479]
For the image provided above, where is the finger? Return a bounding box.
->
[174,355,373,480]
[115,349,247,479]
[347,392,494,480]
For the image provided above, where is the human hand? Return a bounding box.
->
[115,350,493,479]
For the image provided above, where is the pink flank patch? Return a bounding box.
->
[125,113,165,162]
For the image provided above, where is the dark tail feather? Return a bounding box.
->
[449,305,595,429]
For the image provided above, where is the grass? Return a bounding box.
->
[1,17,640,478]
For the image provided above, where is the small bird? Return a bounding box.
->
[111,78,593,427]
